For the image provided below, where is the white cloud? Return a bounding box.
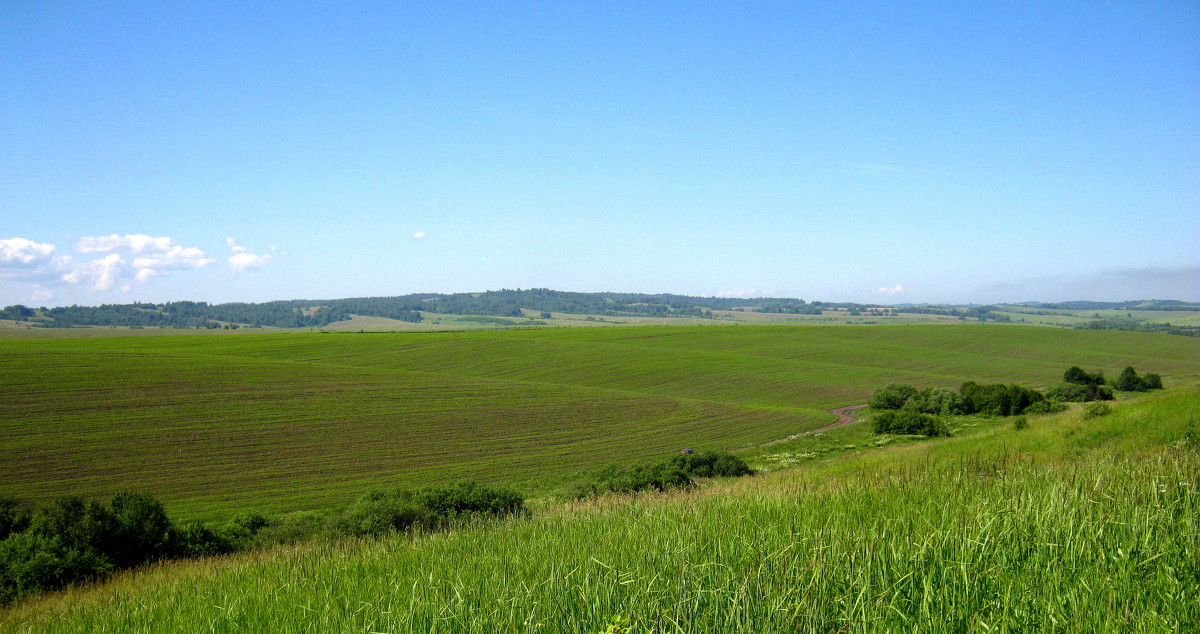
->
[228,252,274,273]
[30,288,53,303]
[1,238,56,265]
[132,245,215,270]
[716,288,774,298]
[66,233,215,288]
[876,284,905,295]
[62,253,125,291]
[226,237,249,253]
[76,234,175,254]
[1,238,73,286]
[413,231,428,240]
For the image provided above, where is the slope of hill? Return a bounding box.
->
[2,380,1195,632]
[2,325,1197,522]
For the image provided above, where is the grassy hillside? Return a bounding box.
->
[3,325,1198,521]
[3,383,1196,632]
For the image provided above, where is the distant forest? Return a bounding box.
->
[1,290,1195,332]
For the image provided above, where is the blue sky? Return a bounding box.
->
[2,1,1197,306]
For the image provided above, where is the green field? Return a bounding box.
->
[3,377,1197,632]
[3,325,1198,522]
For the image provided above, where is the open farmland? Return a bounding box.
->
[2,325,1198,520]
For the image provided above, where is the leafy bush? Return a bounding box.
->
[1043,382,1113,403]
[2,492,178,604]
[668,451,754,478]
[330,481,526,538]
[0,531,112,605]
[872,410,949,437]
[170,522,234,558]
[890,387,968,416]
[1013,416,1028,431]
[232,511,270,534]
[573,463,693,499]
[1064,366,1106,386]
[868,383,918,410]
[1082,402,1113,419]
[1115,367,1165,392]
[960,382,1044,416]
[0,498,31,542]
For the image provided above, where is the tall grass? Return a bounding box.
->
[5,388,1197,632]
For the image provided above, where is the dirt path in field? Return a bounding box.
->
[759,404,868,447]
[816,404,869,432]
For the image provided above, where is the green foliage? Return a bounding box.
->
[668,450,754,478]
[1063,366,1105,386]
[0,498,31,542]
[574,450,756,499]
[0,531,112,605]
[170,522,234,558]
[573,463,693,499]
[906,387,968,415]
[1081,402,1113,420]
[1013,415,1028,430]
[1116,366,1143,391]
[872,410,949,436]
[1,492,183,604]
[868,383,918,410]
[232,511,270,534]
[959,382,1044,416]
[1043,382,1114,403]
[1115,366,1164,392]
[106,492,174,568]
[329,482,526,538]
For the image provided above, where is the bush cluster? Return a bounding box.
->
[1042,382,1114,403]
[0,492,230,604]
[872,410,949,436]
[865,365,1165,437]
[329,481,526,538]
[1,481,526,605]
[572,451,754,498]
[1115,367,1163,392]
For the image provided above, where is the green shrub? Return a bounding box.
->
[1013,416,1028,431]
[330,482,526,537]
[232,511,270,534]
[1143,373,1163,390]
[1082,402,1113,420]
[574,463,694,498]
[960,382,1042,416]
[906,387,968,415]
[170,522,234,558]
[1116,367,1146,392]
[106,492,173,568]
[668,451,754,478]
[0,498,31,541]
[1043,382,1113,403]
[0,531,112,605]
[868,383,918,410]
[873,410,949,437]
[1064,366,1105,386]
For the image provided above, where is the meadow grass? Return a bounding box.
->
[3,325,1197,521]
[3,386,1196,633]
